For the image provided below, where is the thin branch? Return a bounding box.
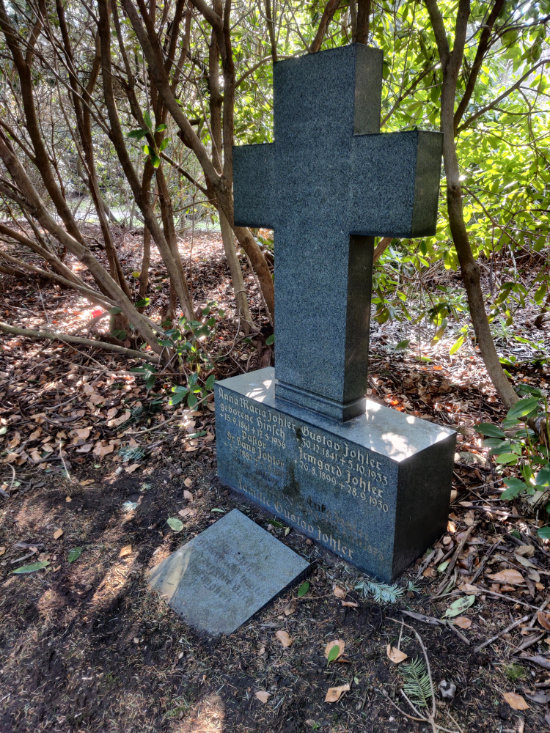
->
[0,321,160,364]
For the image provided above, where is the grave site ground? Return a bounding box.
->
[0,228,549,732]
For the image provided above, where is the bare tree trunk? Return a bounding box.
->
[355,0,371,43]
[310,0,341,53]
[425,0,518,408]
[121,0,275,321]
[220,210,252,331]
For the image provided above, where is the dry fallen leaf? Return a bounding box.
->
[183,490,194,502]
[74,427,91,440]
[53,528,63,540]
[325,639,345,661]
[275,630,292,648]
[515,544,535,558]
[93,441,115,458]
[325,683,350,703]
[333,585,346,599]
[0,546,5,557]
[342,601,359,608]
[453,616,472,630]
[537,611,550,632]
[503,692,529,711]
[283,603,296,616]
[119,545,132,558]
[458,583,480,594]
[386,645,408,664]
[184,478,193,488]
[487,569,524,585]
[255,691,270,704]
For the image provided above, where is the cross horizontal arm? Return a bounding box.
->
[351,130,443,238]
[233,143,276,228]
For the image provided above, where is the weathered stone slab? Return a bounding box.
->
[216,369,456,582]
[148,509,309,636]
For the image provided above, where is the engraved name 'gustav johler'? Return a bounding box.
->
[218,391,389,514]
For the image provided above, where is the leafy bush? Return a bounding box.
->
[476,388,550,539]
[132,302,223,409]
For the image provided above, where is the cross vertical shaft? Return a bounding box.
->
[233,45,442,421]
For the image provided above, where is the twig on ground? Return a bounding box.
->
[436,524,477,595]
[527,597,550,628]
[469,538,502,584]
[126,394,211,436]
[513,632,545,653]
[518,654,550,671]
[474,614,530,653]
[473,587,540,610]
[401,610,470,645]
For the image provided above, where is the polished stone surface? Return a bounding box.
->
[233,45,442,420]
[148,509,309,635]
[216,369,456,582]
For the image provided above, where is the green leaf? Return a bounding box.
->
[205,374,216,391]
[495,452,519,465]
[449,335,464,355]
[169,388,189,406]
[187,392,198,408]
[443,594,475,618]
[297,580,310,597]
[501,485,523,500]
[501,478,528,500]
[143,110,152,130]
[167,517,184,532]
[155,123,167,132]
[537,526,550,540]
[395,339,410,350]
[127,129,147,140]
[12,560,50,574]
[135,297,150,308]
[159,137,169,151]
[109,306,122,315]
[68,547,83,563]
[210,508,225,513]
[326,643,341,664]
[150,153,161,169]
[507,397,540,421]
[266,333,275,346]
[536,467,550,486]
[476,423,505,438]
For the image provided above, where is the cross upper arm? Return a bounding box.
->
[351,130,442,238]
[233,143,276,228]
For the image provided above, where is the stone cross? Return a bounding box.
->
[234,44,442,421]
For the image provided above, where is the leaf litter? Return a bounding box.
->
[0,229,549,731]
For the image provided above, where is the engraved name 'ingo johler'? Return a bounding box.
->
[218,391,390,514]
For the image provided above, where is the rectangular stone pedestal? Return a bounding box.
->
[215,367,456,582]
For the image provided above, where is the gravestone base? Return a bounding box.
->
[216,367,456,583]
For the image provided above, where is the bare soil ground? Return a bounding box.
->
[1,229,549,732]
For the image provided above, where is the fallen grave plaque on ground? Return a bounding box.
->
[148,509,309,636]
[216,44,456,582]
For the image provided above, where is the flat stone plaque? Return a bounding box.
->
[216,368,456,582]
[148,509,309,636]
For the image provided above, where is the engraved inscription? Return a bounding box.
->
[217,388,394,565]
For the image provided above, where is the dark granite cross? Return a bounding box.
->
[234,44,442,421]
